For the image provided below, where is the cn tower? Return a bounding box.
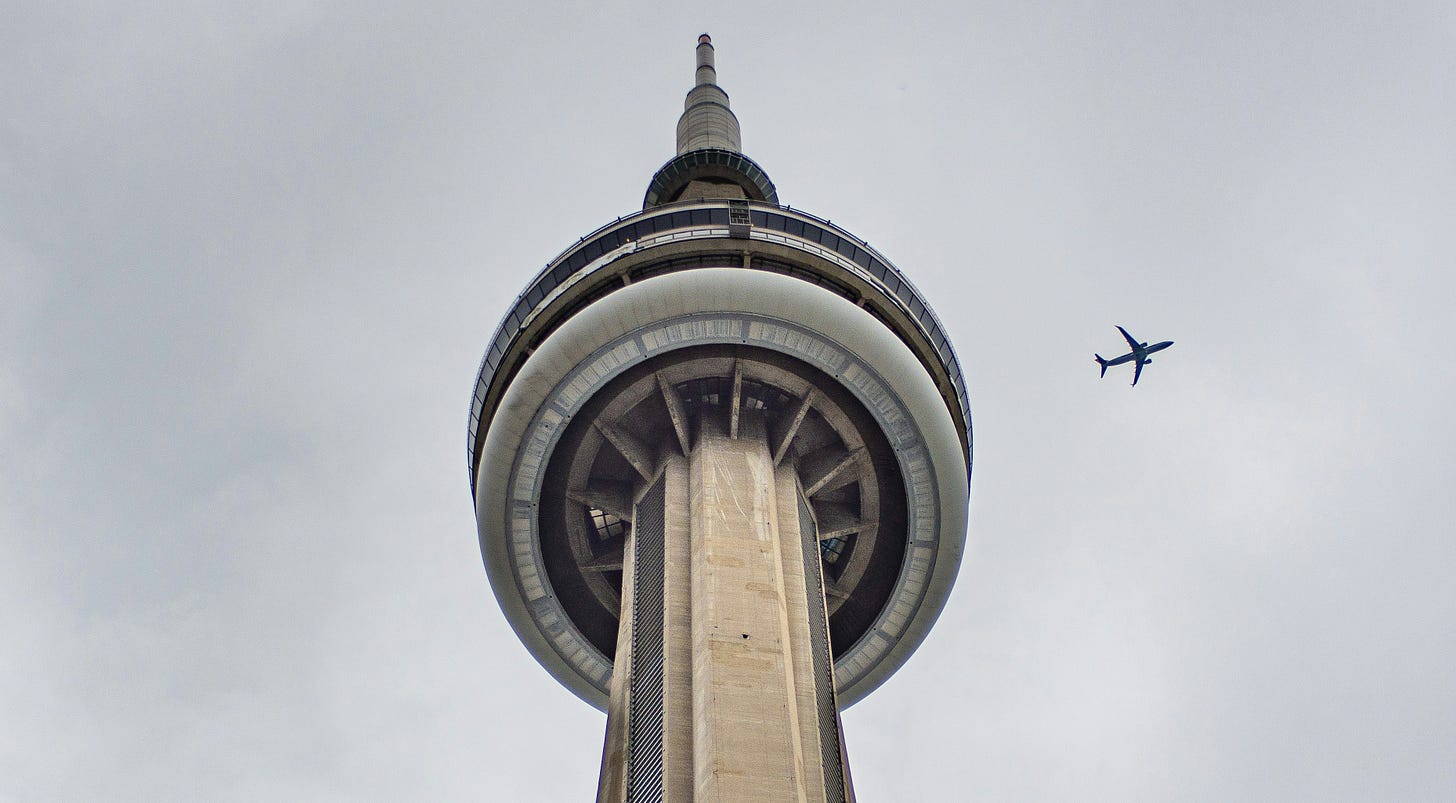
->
[468,34,972,801]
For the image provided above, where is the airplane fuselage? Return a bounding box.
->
[1095,327,1174,386]
[1101,341,1170,365]
[1134,340,1173,361]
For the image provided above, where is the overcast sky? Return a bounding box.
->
[3,2,1454,801]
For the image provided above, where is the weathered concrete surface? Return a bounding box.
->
[597,419,848,800]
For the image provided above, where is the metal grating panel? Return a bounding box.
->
[627,474,667,802]
[728,198,752,238]
[799,489,848,802]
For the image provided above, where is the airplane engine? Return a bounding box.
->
[1144,358,1152,364]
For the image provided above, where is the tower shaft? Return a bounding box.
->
[468,33,972,799]
[597,421,851,802]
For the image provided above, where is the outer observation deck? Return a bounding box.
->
[468,197,973,710]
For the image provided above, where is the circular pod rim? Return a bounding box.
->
[469,202,972,709]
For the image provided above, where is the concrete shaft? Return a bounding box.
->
[597,422,852,802]
[695,37,716,86]
[676,38,742,154]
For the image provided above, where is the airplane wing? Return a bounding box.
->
[1116,325,1140,350]
[1131,358,1144,387]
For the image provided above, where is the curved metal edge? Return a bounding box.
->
[642,148,779,207]
[467,201,972,497]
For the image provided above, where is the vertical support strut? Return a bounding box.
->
[773,388,816,466]
[728,359,744,439]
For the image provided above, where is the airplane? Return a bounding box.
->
[1095,326,1174,387]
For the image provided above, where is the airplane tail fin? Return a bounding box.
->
[1094,354,1108,378]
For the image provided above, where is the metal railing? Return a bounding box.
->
[467,199,972,494]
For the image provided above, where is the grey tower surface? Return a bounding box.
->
[467,34,972,800]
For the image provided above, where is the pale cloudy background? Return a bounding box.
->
[3,2,1454,801]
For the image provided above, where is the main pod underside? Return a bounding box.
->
[470,201,971,709]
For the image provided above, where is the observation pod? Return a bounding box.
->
[467,34,971,801]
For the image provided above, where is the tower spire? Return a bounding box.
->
[677,33,742,154]
[644,34,778,208]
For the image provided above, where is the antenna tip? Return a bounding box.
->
[698,33,712,45]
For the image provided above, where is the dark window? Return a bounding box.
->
[739,379,794,417]
[587,507,628,543]
[820,536,847,564]
[677,376,731,408]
